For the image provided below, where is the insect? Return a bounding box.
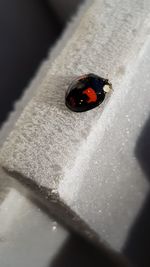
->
[65,73,112,112]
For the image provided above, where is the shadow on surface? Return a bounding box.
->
[0,169,129,267]
[50,234,129,267]
[123,116,150,267]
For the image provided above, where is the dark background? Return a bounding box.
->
[0,0,81,126]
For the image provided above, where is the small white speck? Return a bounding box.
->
[125,115,131,122]
[138,123,142,128]
[52,222,57,231]
[51,189,57,194]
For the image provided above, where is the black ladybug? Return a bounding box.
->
[65,73,112,112]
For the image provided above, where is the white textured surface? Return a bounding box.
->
[0,0,150,188]
[0,0,150,251]
[59,37,150,250]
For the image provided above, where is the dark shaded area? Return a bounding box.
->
[50,234,130,267]
[49,0,84,24]
[123,116,150,267]
[0,0,62,126]
[135,116,150,179]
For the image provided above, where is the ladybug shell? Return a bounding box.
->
[65,73,108,112]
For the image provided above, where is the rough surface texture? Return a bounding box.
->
[59,39,150,249]
[0,0,150,253]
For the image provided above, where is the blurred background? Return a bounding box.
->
[0,0,82,126]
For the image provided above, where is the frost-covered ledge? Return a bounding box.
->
[0,0,150,254]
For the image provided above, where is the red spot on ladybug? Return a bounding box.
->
[82,87,97,103]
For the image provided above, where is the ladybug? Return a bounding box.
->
[65,73,112,112]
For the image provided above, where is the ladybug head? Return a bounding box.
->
[103,82,112,93]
